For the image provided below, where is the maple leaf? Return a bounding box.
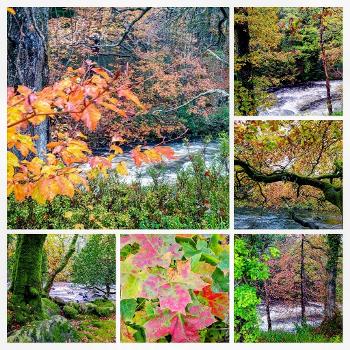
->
[119,89,144,110]
[154,146,176,160]
[144,305,216,343]
[116,161,128,176]
[81,103,101,130]
[196,285,229,320]
[123,234,183,269]
[121,320,137,343]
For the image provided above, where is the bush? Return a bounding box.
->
[95,306,114,317]
[8,151,229,229]
[66,301,79,311]
[63,305,79,319]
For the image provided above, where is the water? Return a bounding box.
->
[49,282,116,303]
[81,140,223,186]
[259,80,343,116]
[258,302,324,332]
[234,207,342,229]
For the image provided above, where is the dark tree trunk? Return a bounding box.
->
[264,280,272,331]
[7,7,50,159]
[43,234,79,294]
[10,234,47,324]
[234,7,256,115]
[324,235,341,320]
[319,8,333,115]
[300,234,306,324]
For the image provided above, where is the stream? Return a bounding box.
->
[234,207,342,229]
[259,80,343,116]
[258,302,324,332]
[49,282,115,303]
[81,140,223,186]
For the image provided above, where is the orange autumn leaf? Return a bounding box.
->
[81,103,101,130]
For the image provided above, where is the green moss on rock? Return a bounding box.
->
[7,315,79,343]
[42,298,61,317]
[63,305,78,319]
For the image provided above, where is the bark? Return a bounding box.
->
[264,281,272,331]
[10,234,47,324]
[235,159,343,211]
[234,7,256,115]
[300,234,306,324]
[319,8,333,115]
[324,235,341,320]
[43,234,79,294]
[7,7,50,159]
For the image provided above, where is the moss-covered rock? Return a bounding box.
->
[63,305,78,319]
[92,299,116,310]
[85,302,97,314]
[95,306,114,317]
[66,301,79,311]
[42,298,61,317]
[7,315,79,343]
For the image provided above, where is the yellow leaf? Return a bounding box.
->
[116,161,128,176]
[7,7,16,15]
[110,145,123,154]
[74,224,84,229]
[64,211,73,219]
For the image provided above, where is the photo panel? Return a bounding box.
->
[7,233,116,343]
[234,233,343,343]
[120,234,230,343]
[7,7,229,230]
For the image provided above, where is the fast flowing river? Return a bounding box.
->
[234,207,342,229]
[258,80,343,116]
[49,282,116,303]
[258,302,324,332]
[82,140,223,186]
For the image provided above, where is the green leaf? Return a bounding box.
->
[121,299,137,322]
[211,267,229,292]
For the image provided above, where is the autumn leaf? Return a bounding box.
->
[7,7,16,15]
[144,305,216,342]
[81,103,101,130]
[119,89,145,110]
[116,161,128,176]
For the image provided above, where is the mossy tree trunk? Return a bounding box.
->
[11,234,47,324]
[43,234,79,294]
[7,7,49,159]
[324,235,341,321]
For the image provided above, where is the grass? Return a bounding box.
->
[258,325,342,343]
[73,314,116,343]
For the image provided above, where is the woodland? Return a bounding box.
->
[7,7,229,229]
[7,234,116,343]
[234,120,343,229]
[234,234,343,343]
[120,234,229,343]
[234,7,343,116]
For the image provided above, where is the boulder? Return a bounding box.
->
[7,315,79,343]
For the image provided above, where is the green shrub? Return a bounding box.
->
[8,149,229,229]
[95,306,114,317]
[42,298,61,317]
[63,305,79,319]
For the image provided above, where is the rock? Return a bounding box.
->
[51,296,66,306]
[42,298,61,317]
[66,301,79,311]
[63,305,79,319]
[95,306,114,317]
[7,315,79,343]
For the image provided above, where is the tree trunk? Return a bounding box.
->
[319,8,333,115]
[300,234,306,324]
[10,234,47,324]
[43,234,79,294]
[234,7,256,115]
[324,235,341,320]
[7,7,50,159]
[264,280,272,331]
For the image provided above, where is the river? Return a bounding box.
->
[49,282,115,303]
[259,80,343,116]
[258,302,324,332]
[234,207,342,229]
[81,140,224,186]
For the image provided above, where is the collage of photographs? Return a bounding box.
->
[4,2,346,347]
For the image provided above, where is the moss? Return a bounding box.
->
[42,298,61,317]
[74,314,116,343]
[66,301,80,311]
[7,315,79,343]
[92,299,115,309]
[63,305,78,319]
[95,306,114,317]
[84,302,97,314]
